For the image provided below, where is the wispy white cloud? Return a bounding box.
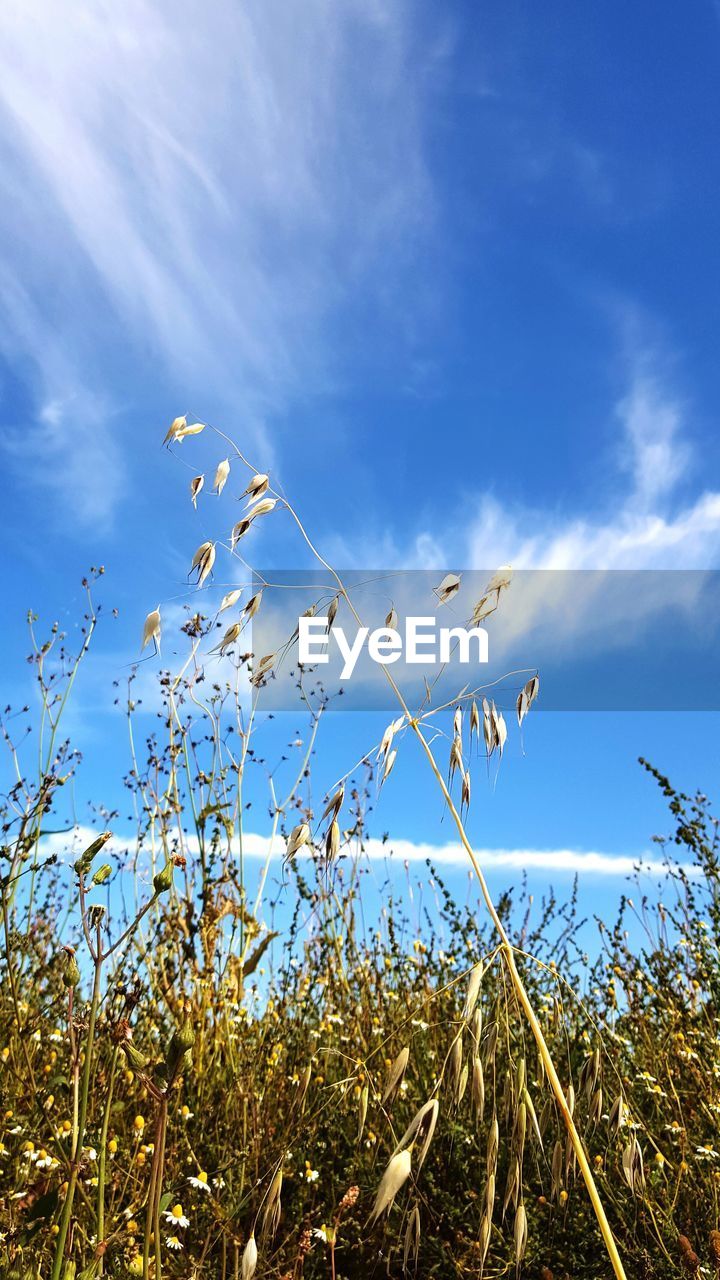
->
[0,0,440,523]
[43,824,676,878]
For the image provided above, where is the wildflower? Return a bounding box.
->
[133,1115,145,1133]
[313,1224,333,1243]
[164,1203,190,1229]
[166,1235,183,1251]
[696,1145,720,1162]
[129,1258,143,1276]
[304,1162,319,1183]
[180,1105,194,1121]
[188,1171,210,1192]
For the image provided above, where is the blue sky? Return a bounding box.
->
[0,0,719,926]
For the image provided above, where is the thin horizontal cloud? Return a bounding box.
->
[42,825,681,878]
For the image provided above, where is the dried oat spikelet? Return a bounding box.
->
[381,748,397,785]
[462,961,484,1022]
[212,622,242,655]
[517,674,540,726]
[242,472,269,500]
[325,819,340,861]
[190,474,204,508]
[251,653,275,687]
[285,822,311,862]
[514,1202,528,1272]
[471,1055,485,1121]
[393,1098,439,1173]
[242,590,263,623]
[191,541,216,587]
[241,1234,258,1279]
[321,784,344,822]
[403,1203,421,1273]
[213,457,230,495]
[163,414,187,446]
[435,572,461,604]
[261,1167,283,1238]
[368,1148,412,1224]
[245,496,276,519]
[382,1046,409,1104]
[141,607,161,653]
[219,588,243,613]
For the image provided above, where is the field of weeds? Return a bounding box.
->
[2,422,719,1280]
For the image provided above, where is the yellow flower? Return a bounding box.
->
[559,1189,568,1204]
[108,1138,118,1154]
[127,1220,139,1234]
[164,1203,189,1229]
[133,1115,145,1132]
[129,1257,143,1275]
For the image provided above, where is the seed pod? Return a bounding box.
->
[121,1040,148,1073]
[91,863,112,886]
[74,831,112,876]
[241,1234,258,1280]
[62,947,81,989]
[153,861,174,895]
[368,1149,412,1223]
[385,606,398,630]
